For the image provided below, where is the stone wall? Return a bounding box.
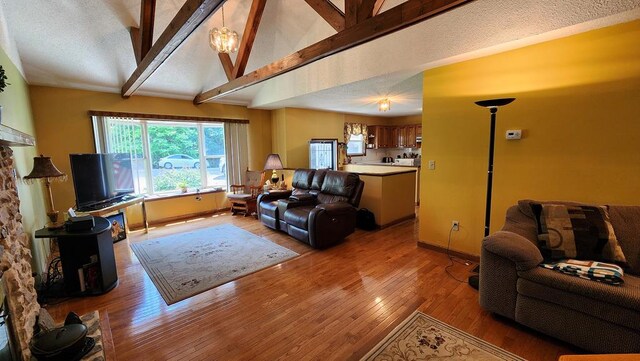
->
[0,146,40,361]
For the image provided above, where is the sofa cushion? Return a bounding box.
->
[608,205,640,276]
[284,206,315,230]
[517,271,640,331]
[311,169,327,190]
[518,267,640,312]
[292,169,315,191]
[319,171,359,197]
[535,204,627,264]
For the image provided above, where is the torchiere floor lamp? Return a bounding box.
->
[469,97,515,289]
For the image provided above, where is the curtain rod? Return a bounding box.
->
[88,110,249,124]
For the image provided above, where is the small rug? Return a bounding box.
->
[361,311,526,361]
[79,311,105,361]
[131,224,299,305]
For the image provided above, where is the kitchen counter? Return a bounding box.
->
[356,162,421,167]
[345,164,421,207]
[343,165,416,228]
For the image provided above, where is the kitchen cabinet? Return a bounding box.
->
[405,126,416,148]
[367,124,421,149]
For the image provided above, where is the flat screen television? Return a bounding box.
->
[70,153,135,211]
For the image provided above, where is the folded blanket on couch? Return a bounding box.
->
[540,259,624,285]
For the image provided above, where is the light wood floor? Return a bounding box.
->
[46,212,577,361]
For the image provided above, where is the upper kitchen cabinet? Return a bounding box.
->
[367,125,421,149]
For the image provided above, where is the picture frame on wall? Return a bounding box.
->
[107,212,126,242]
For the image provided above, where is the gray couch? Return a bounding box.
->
[479,200,640,353]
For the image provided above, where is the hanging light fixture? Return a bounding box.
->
[378,98,391,112]
[209,6,239,54]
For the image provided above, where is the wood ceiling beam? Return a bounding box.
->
[231,0,267,79]
[129,27,142,64]
[359,0,386,22]
[303,0,345,32]
[373,0,386,15]
[122,0,228,97]
[218,53,234,81]
[345,0,362,28]
[194,0,471,104]
[139,0,156,60]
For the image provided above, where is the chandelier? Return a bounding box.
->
[209,6,238,54]
[378,98,391,112]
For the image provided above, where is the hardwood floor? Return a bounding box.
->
[46,212,577,360]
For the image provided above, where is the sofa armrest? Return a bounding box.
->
[277,198,315,215]
[483,231,543,271]
[289,193,315,202]
[308,203,357,248]
[314,202,354,214]
[257,190,292,204]
[480,230,541,320]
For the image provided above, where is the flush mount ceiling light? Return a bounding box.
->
[209,6,239,54]
[378,98,391,112]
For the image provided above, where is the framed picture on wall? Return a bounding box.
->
[106,212,126,242]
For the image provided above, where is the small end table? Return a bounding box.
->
[35,217,118,296]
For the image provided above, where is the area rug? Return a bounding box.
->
[361,311,526,361]
[131,224,299,305]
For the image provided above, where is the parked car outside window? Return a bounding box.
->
[158,154,200,169]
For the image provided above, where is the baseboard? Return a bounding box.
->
[379,214,416,229]
[417,241,480,263]
[128,207,231,230]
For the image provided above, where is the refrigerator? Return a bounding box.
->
[309,139,338,170]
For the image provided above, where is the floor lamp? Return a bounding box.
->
[468,97,515,289]
[24,155,67,229]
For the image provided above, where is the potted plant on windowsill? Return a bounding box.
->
[177,182,188,193]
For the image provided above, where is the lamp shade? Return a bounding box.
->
[24,155,65,180]
[474,98,515,109]
[263,154,283,170]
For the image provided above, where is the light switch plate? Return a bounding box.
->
[428,160,436,170]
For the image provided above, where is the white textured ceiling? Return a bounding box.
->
[1,0,639,116]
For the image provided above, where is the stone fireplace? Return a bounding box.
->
[0,130,40,360]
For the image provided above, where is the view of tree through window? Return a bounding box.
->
[104,118,227,194]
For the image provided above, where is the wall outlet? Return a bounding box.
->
[452,221,460,231]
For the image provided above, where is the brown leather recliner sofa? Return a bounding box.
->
[257,169,364,249]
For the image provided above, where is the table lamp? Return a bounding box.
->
[24,154,67,229]
[263,154,283,184]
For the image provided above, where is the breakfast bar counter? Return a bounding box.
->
[343,164,417,228]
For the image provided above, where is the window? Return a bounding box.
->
[102,117,227,195]
[346,134,365,156]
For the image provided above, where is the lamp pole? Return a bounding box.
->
[468,97,515,290]
[474,98,515,237]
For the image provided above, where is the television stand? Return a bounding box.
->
[35,217,117,296]
[80,195,148,233]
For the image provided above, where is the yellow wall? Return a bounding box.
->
[271,108,389,168]
[388,114,422,126]
[420,20,640,256]
[0,49,49,274]
[28,86,272,224]
[247,109,272,170]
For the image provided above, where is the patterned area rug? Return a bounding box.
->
[361,311,526,361]
[79,311,105,361]
[131,224,299,305]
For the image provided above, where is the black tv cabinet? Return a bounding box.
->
[35,216,117,296]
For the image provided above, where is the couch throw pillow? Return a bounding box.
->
[537,204,627,265]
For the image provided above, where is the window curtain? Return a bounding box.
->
[224,122,249,187]
[343,123,368,143]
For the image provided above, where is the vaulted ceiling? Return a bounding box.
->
[1,0,639,116]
